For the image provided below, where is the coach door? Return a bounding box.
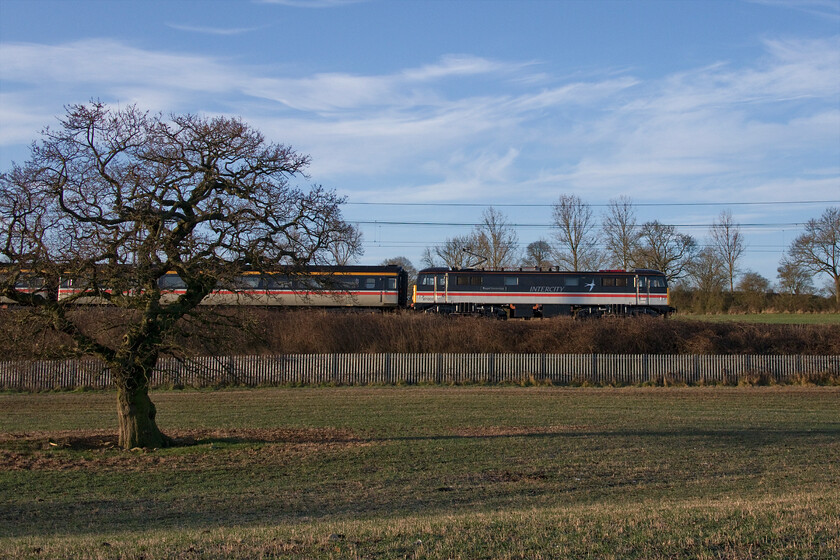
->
[636,275,650,305]
[432,273,449,304]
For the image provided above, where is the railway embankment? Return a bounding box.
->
[2,309,839,359]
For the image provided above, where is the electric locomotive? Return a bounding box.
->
[413,267,673,318]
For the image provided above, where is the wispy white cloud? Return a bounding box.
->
[0,35,837,208]
[401,54,530,81]
[0,40,240,96]
[165,23,267,35]
[256,0,367,7]
[746,0,840,21]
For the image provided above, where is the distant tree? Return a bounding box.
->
[0,102,360,449]
[602,196,640,270]
[823,278,837,301]
[709,210,745,292]
[776,256,815,295]
[329,226,364,266]
[422,235,474,269]
[551,194,602,271]
[521,239,555,269]
[381,256,417,285]
[634,221,697,282]
[737,271,771,312]
[688,247,727,293]
[468,207,519,268]
[738,271,771,294]
[684,247,727,313]
[784,207,840,306]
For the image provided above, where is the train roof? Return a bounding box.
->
[418,267,666,276]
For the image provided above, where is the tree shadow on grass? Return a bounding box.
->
[3,423,839,539]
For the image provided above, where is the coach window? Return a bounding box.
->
[267,276,292,289]
[336,278,357,289]
[387,278,396,290]
[235,276,261,289]
[159,275,185,289]
[365,278,377,289]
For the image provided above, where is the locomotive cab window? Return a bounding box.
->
[647,277,666,288]
[420,275,446,287]
[504,276,518,286]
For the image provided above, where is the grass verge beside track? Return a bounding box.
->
[1,387,839,558]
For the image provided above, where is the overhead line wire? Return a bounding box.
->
[349,220,809,228]
[345,200,839,208]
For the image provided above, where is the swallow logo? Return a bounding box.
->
[585,281,596,291]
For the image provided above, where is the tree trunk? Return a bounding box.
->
[835,275,840,307]
[116,371,171,449]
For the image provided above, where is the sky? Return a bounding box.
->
[1,0,839,286]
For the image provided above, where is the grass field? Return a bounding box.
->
[1,387,839,559]
[675,312,840,324]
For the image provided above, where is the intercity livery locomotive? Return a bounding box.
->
[413,267,673,318]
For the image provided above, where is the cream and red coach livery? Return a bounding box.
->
[413,267,673,318]
[58,266,409,309]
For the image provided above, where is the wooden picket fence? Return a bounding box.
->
[1,354,838,390]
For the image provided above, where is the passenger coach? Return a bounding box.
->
[58,265,409,309]
[413,267,673,318]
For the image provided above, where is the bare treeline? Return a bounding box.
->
[419,199,839,307]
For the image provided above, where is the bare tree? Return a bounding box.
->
[521,239,554,268]
[0,102,360,449]
[685,247,727,312]
[777,255,815,295]
[602,196,640,270]
[468,207,519,269]
[634,221,697,282]
[737,271,771,312]
[738,271,771,293]
[688,247,727,293]
[709,210,745,292]
[422,235,474,269]
[551,194,601,271]
[381,256,417,285]
[328,225,363,266]
[784,207,840,305]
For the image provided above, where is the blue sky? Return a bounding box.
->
[1,0,838,284]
